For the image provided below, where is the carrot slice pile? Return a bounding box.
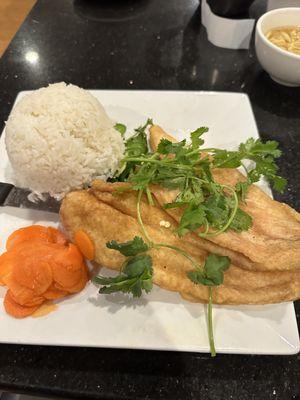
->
[6,225,67,251]
[74,229,95,261]
[0,225,89,318]
[4,291,40,319]
[0,252,15,285]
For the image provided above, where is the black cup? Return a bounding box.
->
[206,0,256,18]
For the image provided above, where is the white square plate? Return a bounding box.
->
[0,90,299,355]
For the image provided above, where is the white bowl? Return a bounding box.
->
[255,7,300,87]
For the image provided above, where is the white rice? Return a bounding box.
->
[5,82,125,199]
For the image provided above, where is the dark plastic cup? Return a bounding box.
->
[206,0,256,17]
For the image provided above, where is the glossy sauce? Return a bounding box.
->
[31,302,58,318]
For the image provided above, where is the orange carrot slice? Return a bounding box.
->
[11,258,53,295]
[0,252,15,285]
[6,275,44,306]
[4,290,41,318]
[51,244,86,289]
[65,276,87,294]
[74,230,95,260]
[43,285,68,300]
[55,266,88,294]
[6,225,67,251]
[2,225,89,318]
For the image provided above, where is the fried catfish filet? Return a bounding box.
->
[60,181,300,305]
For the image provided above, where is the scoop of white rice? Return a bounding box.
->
[5,82,124,199]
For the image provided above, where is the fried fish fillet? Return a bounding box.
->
[60,183,300,304]
[149,126,300,272]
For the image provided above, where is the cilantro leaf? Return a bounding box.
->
[153,165,187,190]
[272,175,287,193]
[211,138,286,195]
[163,201,188,209]
[93,275,126,286]
[123,254,152,277]
[187,254,230,287]
[239,138,281,158]
[113,119,286,241]
[157,139,186,155]
[160,176,186,190]
[238,138,286,193]
[177,203,205,236]
[176,186,198,204]
[114,123,127,136]
[106,236,149,257]
[93,254,153,298]
[213,150,242,168]
[125,129,148,158]
[191,127,208,149]
[235,181,250,201]
[199,157,213,181]
[113,119,152,182]
[204,195,229,230]
[186,253,230,357]
[130,163,157,190]
[229,207,252,232]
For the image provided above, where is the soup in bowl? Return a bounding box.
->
[255,8,300,86]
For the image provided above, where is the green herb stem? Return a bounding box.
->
[137,190,218,355]
[155,242,200,270]
[198,184,239,238]
[199,148,219,152]
[146,186,154,206]
[137,191,201,270]
[219,184,239,231]
[208,287,216,357]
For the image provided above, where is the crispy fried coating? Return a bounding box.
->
[149,127,300,272]
[60,183,300,304]
[60,126,300,304]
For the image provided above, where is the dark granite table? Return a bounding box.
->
[0,0,299,399]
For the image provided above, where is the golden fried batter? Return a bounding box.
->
[60,126,300,305]
[60,184,300,305]
[149,126,300,272]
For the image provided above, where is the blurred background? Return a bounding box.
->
[0,0,36,57]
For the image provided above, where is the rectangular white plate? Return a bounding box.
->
[0,90,299,355]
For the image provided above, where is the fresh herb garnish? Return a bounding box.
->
[107,236,150,257]
[94,187,225,356]
[117,125,285,238]
[114,123,127,136]
[94,119,286,357]
[211,138,287,196]
[187,254,230,357]
[93,237,153,297]
[187,254,230,287]
[113,119,152,182]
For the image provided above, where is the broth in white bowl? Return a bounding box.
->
[266,25,300,56]
[255,8,300,86]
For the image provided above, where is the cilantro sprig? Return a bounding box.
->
[95,119,287,357]
[187,254,230,357]
[210,138,287,199]
[107,236,149,256]
[93,188,230,356]
[112,119,152,182]
[113,123,285,238]
[114,123,127,136]
[187,254,230,286]
[93,237,153,297]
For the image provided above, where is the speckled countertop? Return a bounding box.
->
[0,0,299,399]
